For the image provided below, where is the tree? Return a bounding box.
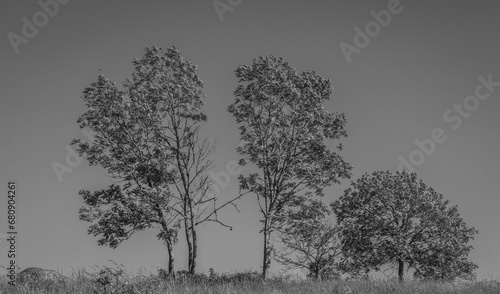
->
[331,170,478,282]
[227,56,352,279]
[275,198,343,280]
[123,47,243,274]
[75,46,239,276]
[75,69,181,276]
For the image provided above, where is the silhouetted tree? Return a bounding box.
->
[331,170,478,282]
[275,198,343,280]
[75,46,240,276]
[228,55,352,279]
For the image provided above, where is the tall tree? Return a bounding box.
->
[275,198,343,280]
[331,170,478,282]
[75,70,181,276]
[75,46,238,276]
[227,56,352,279]
[124,47,242,274]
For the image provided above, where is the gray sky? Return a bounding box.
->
[1,0,499,279]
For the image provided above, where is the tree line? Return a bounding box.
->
[72,46,478,282]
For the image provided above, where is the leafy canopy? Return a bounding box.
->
[74,46,207,249]
[331,170,478,281]
[227,55,352,278]
[275,198,343,280]
[228,55,352,221]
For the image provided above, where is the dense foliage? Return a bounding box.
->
[74,46,239,275]
[228,55,352,279]
[70,46,478,283]
[275,198,343,280]
[331,170,478,281]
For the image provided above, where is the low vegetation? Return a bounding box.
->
[1,265,499,294]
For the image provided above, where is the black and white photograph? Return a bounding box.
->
[1,1,499,293]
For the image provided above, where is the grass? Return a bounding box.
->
[0,266,499,294]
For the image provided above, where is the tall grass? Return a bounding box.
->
[1,265,499,294]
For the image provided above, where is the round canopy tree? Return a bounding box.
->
[331,170,478,282]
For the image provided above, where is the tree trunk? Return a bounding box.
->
[262,222,272,280]
[184,200,198,275]
[153,189,176,278]
[185,220,198,275]
[166,236,175,278]
[191,226,197,275]
[398,259,404,282]
[156,205,176,279]
[315,268,321,281]
[184,218,193,274]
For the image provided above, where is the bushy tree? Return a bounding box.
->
[228,55,352,279]
[331,170,478,282]
[275,198,343,280]
[75,62,181,274]
[124,47,242,274]
[75,46,239,276]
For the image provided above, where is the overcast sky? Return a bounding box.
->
[0,0,499,280]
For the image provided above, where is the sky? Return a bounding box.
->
[0,0,499,280]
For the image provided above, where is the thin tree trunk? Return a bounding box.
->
[184,218,193,274]
[312,268,319,281]
[191,226,197,275]
[187,198,197,275]
[316,265,322,281]
[166,236,175,278]
[186,190,197,275]
[156,203,176,279]
[184,199,196,275]
[262,221,272,280]
[398,259,404,282]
